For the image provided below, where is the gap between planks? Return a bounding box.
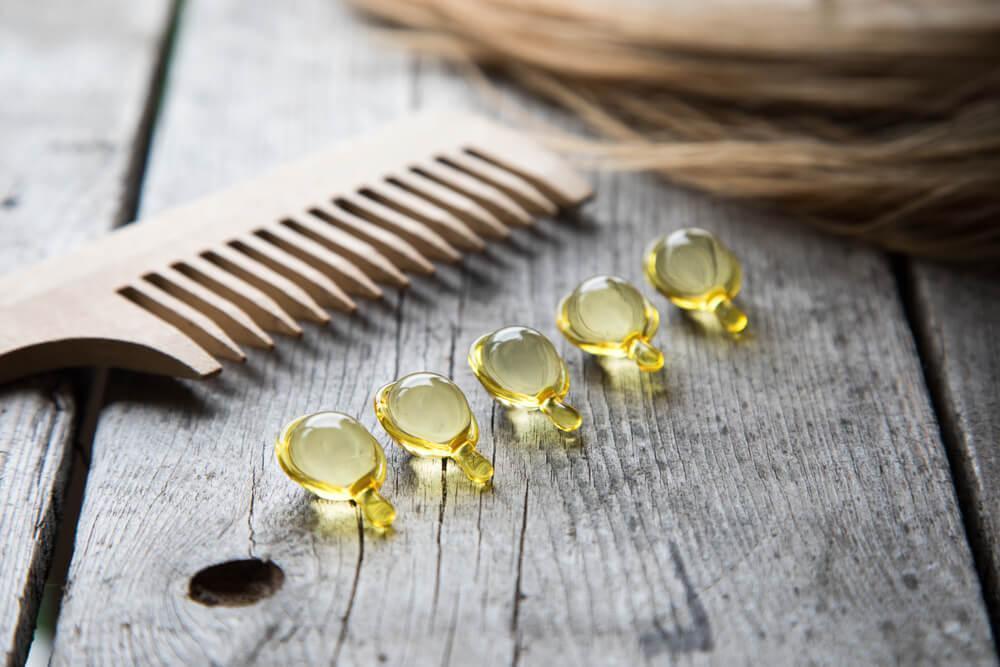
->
[26,0,187,658]
[893,256,1000,652]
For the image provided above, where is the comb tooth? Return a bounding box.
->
[177,258,302,337]
[229,237,357,312]
[205,247,332,323]
[383,176,511,240]
[309,206,435,276]
[439,153,558,217]
[361,181,486,252]
[149,268,274,349]
[336,195,463,263]
[257,226,387,297]
[463,145,592,208]
[122,283,245,363]
[280,218,409,287]
[115,295,223,378]
[413,162,533,227]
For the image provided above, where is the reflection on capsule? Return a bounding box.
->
[557,275,665,372]
[469,325,582,432]
[375,372,494,485]
[645,227,748,334]
[275,411,396,529]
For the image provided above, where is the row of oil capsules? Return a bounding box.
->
[274,228,747,528]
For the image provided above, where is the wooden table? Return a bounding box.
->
[2,1,998,664]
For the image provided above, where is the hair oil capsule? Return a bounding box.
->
[644,227,748,333]
[557,275,664,372]
[469,325,582,432]
[275,411,396,529]
[374,372,493,484]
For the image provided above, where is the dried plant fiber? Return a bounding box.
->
[351,0,1000,260]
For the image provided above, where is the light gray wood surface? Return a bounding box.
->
[30,1,999,665]
[910,263,1000,634]
[0,2,172,664]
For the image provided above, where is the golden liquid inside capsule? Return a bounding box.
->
[469,325,582,432]
[375,372,494,484]
[275,411,396,528]
[644,227,748,333]
[557,275,664,372]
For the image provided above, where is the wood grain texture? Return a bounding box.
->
[909,262,1000,633]
[0,1,173,664]
[51,0,997,665]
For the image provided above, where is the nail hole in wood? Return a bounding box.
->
[188,559,284,607]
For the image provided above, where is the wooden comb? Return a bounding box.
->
[0,112,591,383]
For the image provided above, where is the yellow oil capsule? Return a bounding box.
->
[374,372,494,484]
[557,275,664,372]
[468,325,582,432]
[644,227,748,333]
[275,411,396,529]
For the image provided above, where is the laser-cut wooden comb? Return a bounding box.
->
[0,112,592,383]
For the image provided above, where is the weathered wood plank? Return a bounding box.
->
[51,0,411,663]
[908,262,1000,635]
[52,0,996,664]
[0,2,173,664]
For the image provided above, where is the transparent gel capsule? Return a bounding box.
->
[374,372,494,485]
[644,227,748,333]
[557,275,664,372]
[275,411,396,529]
[469,325,582,432]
